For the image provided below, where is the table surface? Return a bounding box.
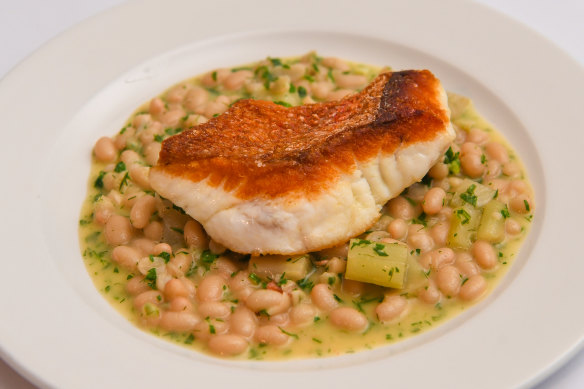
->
[0,0,582,388]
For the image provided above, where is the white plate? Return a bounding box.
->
[0,0,583,388]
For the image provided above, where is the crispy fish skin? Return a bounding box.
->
[151,70,455,255]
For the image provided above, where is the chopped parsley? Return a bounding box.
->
[277,273,288,286]
[373,243,388,257]
[279,327,299,339]
[248,273,261,285]
[154,134,164,142]
[269,57,282,67]
[412,213,427,227]
[501,205,510,219]
[172,204,186,215]
[351,239,371,249]
[79,216,92,226]
[297,276,314,291]
[158,251,171,263]
[455,208,471,224]
[201,250,218,266]
[184,334,195,344]
[524,200,531,212]
[118,172,130,191]
[255,65,278,89]
[460,184,478,206]
[93,171,106,188]
[113,161,126,173]
[327,68,335,82]
[274,101,292,107]
[297,86,307,98]
[165,127,182,136]
[443,147,461,175]
[145,268,157,289]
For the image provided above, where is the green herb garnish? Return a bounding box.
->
[373,243,388,257]
[201,250,218,264]
[94,171,106,188]
[444,147,461,175]
[456,208,471,224]
[118,172,130,191]
[351,239,371,249]
[279,327,299,339]
[298,86,307,98]
[114,161,126,172]
[248,273,261,285]
[501,205,510,219]
[145,268,157,289]
[460,184,478,206]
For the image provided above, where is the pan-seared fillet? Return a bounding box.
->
[150,70,455,255]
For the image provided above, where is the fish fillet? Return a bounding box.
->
[150,70,455,255]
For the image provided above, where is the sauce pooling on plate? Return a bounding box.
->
[79,53,534,359]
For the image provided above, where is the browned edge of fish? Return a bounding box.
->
[154,70,449,200]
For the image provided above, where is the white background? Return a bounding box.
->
[0,0,582,388]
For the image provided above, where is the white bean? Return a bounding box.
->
[246,289,291,316]
[159,311,200,332]
[254,325,290,345]
[130,195,156,229]
[208,334,248,356]
[329,307,368,332]
[93,137,117,162]
[376,295,408,322]
[310,284,338,311]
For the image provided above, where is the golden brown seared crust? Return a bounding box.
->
[155,70,449,199]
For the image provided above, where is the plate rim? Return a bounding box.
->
[1,0,583,388]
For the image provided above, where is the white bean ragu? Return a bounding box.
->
[79,53,534,360]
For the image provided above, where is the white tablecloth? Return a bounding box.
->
[0,0,582,387]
